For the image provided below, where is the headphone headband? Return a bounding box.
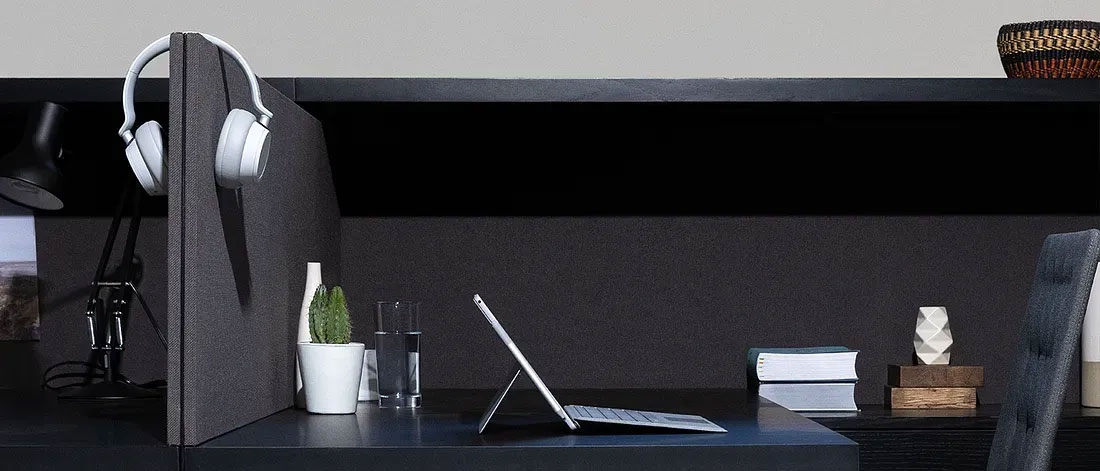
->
[119,32,273,143]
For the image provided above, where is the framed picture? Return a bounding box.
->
[0,198,39,341]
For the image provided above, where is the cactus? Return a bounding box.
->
[307,285,327,343]
[307,284,352,344]
[326,286,352,344]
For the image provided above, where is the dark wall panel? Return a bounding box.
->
[342,216,1098,404]
[170,34,340,445]
[0,217,166,390]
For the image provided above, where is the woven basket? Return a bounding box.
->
[997,20,1100,78]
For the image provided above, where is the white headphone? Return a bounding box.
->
[119,33,274,195]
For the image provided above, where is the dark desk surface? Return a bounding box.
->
[809,404,1100,471]
[190,388,857,471]
[810,403,1100,430]
[0,391,176,471]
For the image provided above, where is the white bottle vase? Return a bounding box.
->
[296,262,323,408]
[1083,263,1100,408]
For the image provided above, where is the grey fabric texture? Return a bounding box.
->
[987,229,1100,471]
[172,33,340,446]
[166,32,185,446]
[342,216,1099,404]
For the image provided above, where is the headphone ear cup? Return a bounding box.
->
[215,109,257,189]
[238,119,271,185]
[126,121,166,195]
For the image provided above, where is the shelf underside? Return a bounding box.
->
[0,78,1096,103]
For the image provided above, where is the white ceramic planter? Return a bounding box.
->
[298,342,365,414]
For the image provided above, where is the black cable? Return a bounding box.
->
[41,361,102,390]
[138,380,167,389]
[115,373,167,390]
[42,360,103,375]
[46,372,105,382]
[44,373,107,391]
[41,360,102,383]
[46,382,100,391]
[42,359,168,392]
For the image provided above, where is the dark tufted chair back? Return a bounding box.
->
[987,229,1100,471]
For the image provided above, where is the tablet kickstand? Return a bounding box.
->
[478,362,524,434]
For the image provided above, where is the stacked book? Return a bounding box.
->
[747,346,859,412]
[886,364,983,409]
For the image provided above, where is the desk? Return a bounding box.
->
[189,389,857,471]
[810,404,1100,470]
[0,392,176,471]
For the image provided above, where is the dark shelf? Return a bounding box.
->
[0,391,175,471]
[293,78,1099,103]
[810,403,1100,431]
[0,78,1095,104]
[0,78,294,103]
[809,404,1100,471]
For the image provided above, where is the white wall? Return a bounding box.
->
[1,1,1095,78]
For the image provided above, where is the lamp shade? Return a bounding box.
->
[0,102,66,210]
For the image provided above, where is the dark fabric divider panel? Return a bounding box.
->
[0,217,167,391]
[167,32,185,446]
[341,216,1098,405]
[174,34,340,445]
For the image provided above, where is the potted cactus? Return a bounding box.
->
[297,285,365,414]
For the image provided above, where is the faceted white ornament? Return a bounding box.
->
[914,306,952,365]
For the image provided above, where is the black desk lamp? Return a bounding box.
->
[0,102,166,401]
[0,102,66,210]
[57,180,165,401]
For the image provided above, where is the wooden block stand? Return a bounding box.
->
[886,365,984,409]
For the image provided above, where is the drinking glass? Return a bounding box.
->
[374,301,420,408]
